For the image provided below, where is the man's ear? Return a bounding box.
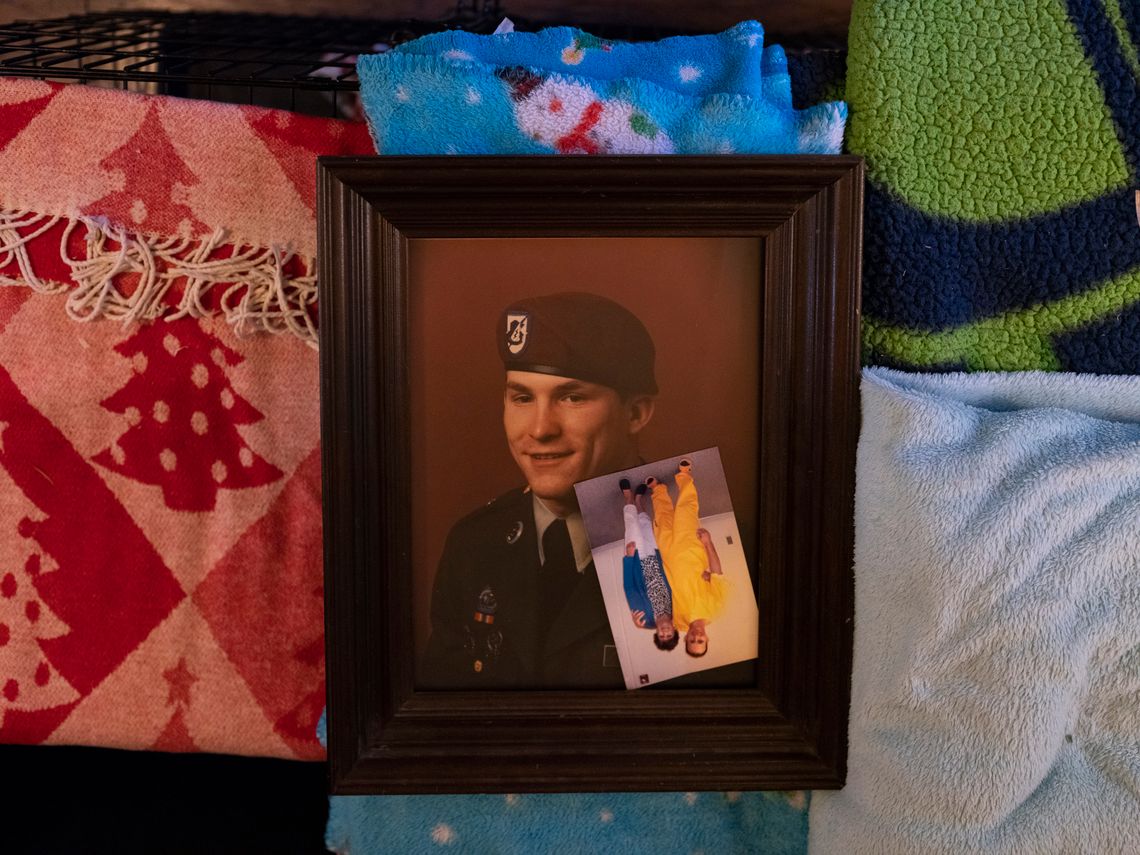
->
[627,395,655,435]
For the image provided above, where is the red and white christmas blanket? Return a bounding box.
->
[0,78,373,758]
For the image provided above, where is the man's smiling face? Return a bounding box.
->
[503,370,652,515]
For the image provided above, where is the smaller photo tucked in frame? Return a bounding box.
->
[575,447,759,689]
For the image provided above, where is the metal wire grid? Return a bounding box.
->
[0,10,839,117]
[0,11,701,81]
[0,9,515,115]
[0,12,449,88]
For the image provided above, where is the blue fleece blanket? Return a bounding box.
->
[319,712,809,854]
[357,21,846,155]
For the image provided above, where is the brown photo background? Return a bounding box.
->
[409,237,761,654]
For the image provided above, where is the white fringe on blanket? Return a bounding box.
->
[0,209,318,346]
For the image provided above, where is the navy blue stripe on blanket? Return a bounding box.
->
[1065,0,1140,178]
[862,182,1140,330]
[1120,0,1140,76]
[1054,296,1140,372]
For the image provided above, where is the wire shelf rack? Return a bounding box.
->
[0,8,512,115]
[0,9,841,117]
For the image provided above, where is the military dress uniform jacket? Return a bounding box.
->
[419,487,623,690]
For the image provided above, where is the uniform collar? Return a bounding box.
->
[531,494,592,573]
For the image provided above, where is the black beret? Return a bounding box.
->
[498,292,657,395]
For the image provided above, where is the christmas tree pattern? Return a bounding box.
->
[0,81,60,152]
[248,108,373,214]
[85,104,206,236]
[0,365,185,743]
[93,319,283,512]
[152,656,198,752]
[272,635,326,759]
[0,494,80,734]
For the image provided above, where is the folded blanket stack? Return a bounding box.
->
[357,21,846,155]
[811,3,1140,849]
[847,0,1140,372]
[810,368,1140,854]
[0,77,373,757]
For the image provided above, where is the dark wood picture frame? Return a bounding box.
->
[318,156,863,794]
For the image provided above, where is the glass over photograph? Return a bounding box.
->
[575,448,759,689]
[409,237,761,690]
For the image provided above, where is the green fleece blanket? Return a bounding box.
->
[848,0,1140,372]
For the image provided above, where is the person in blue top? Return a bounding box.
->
[619,479,678,651]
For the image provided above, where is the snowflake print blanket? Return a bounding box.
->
[356,21,847,155]
[0,77,373,757]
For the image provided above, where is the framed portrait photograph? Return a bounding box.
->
[318,156,862,794]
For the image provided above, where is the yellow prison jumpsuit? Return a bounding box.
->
[650,472,729,633]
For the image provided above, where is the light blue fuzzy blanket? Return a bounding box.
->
[810,368,1140,854]
[357,22,845,155]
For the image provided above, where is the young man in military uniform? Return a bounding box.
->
[419,292,658,689]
